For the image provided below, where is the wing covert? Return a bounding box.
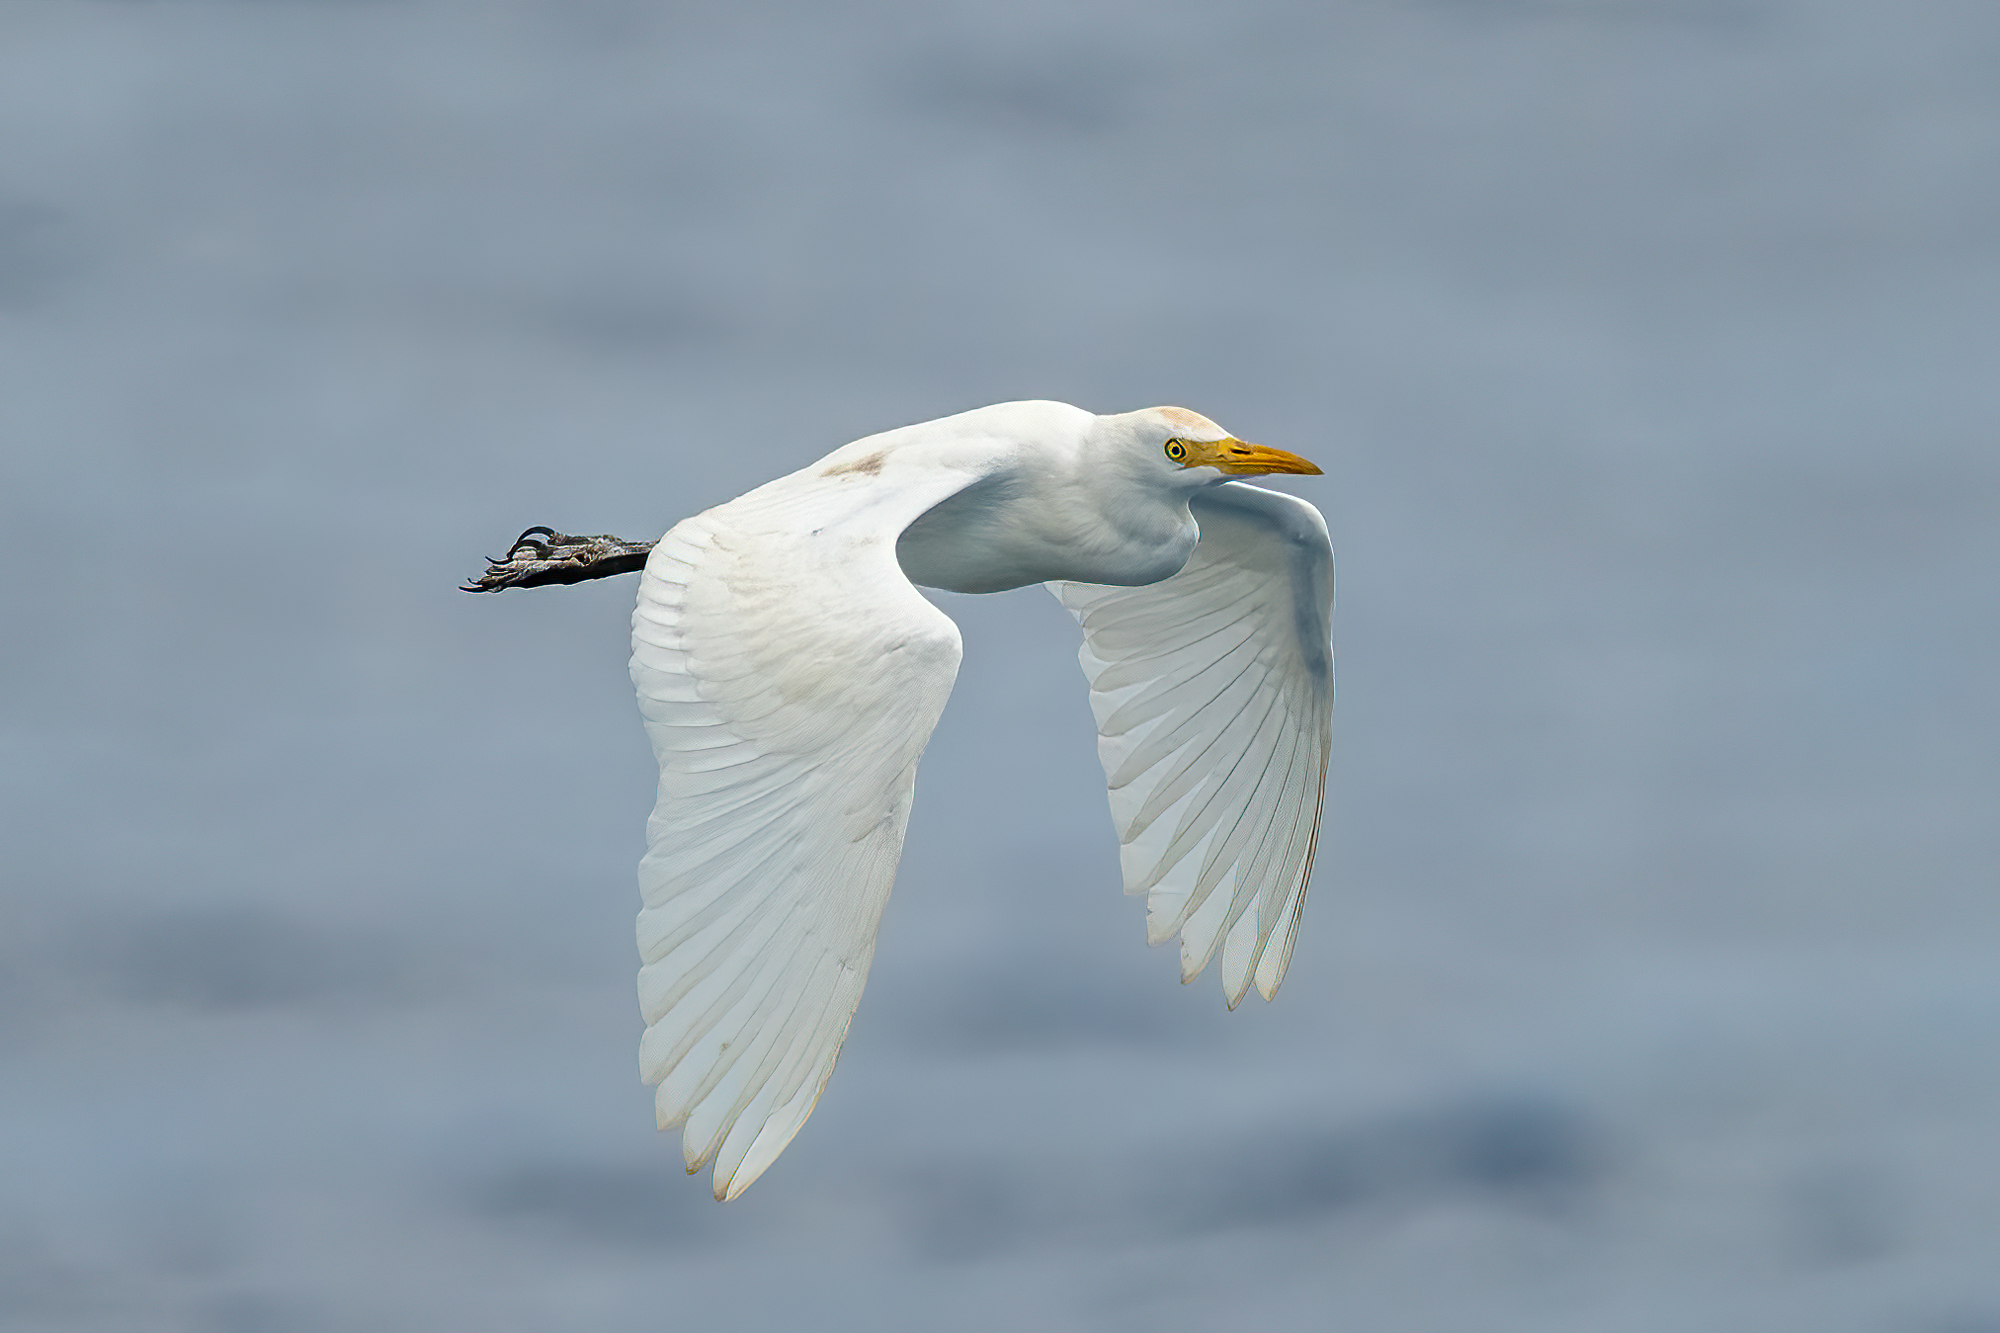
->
[1054,482,1333,1008]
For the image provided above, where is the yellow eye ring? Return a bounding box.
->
[1164,439,1188,462]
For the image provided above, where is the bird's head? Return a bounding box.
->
[1112,406,1323,487]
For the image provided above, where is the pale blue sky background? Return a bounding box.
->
[3,2,1997,1330]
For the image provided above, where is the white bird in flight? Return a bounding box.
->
[467,399,1334,1200]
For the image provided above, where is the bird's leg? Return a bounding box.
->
[461,526,658,592]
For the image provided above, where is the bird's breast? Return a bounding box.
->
[893,472,1198,594]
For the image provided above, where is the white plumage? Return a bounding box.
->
[628,400,1333,1199]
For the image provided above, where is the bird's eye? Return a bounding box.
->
[1164,439,1188,462]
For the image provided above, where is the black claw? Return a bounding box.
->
[498,527,561,562]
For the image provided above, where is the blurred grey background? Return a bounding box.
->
[3,1,1996,1329]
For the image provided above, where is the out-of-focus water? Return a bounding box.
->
[2,2,1995,1329]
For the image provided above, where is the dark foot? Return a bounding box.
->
[461,526,657,592]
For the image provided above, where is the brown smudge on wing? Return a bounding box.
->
[822,450,888,477]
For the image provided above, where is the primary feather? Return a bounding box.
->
[1054,483,1333,1008]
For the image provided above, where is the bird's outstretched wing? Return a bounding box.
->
[629,471,967,1200]
[1054,482,1334,1008]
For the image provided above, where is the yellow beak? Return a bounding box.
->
[1180,437,1323,476]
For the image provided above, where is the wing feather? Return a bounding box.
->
[1054,482,1333,1007]
[630,464,972,1199]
